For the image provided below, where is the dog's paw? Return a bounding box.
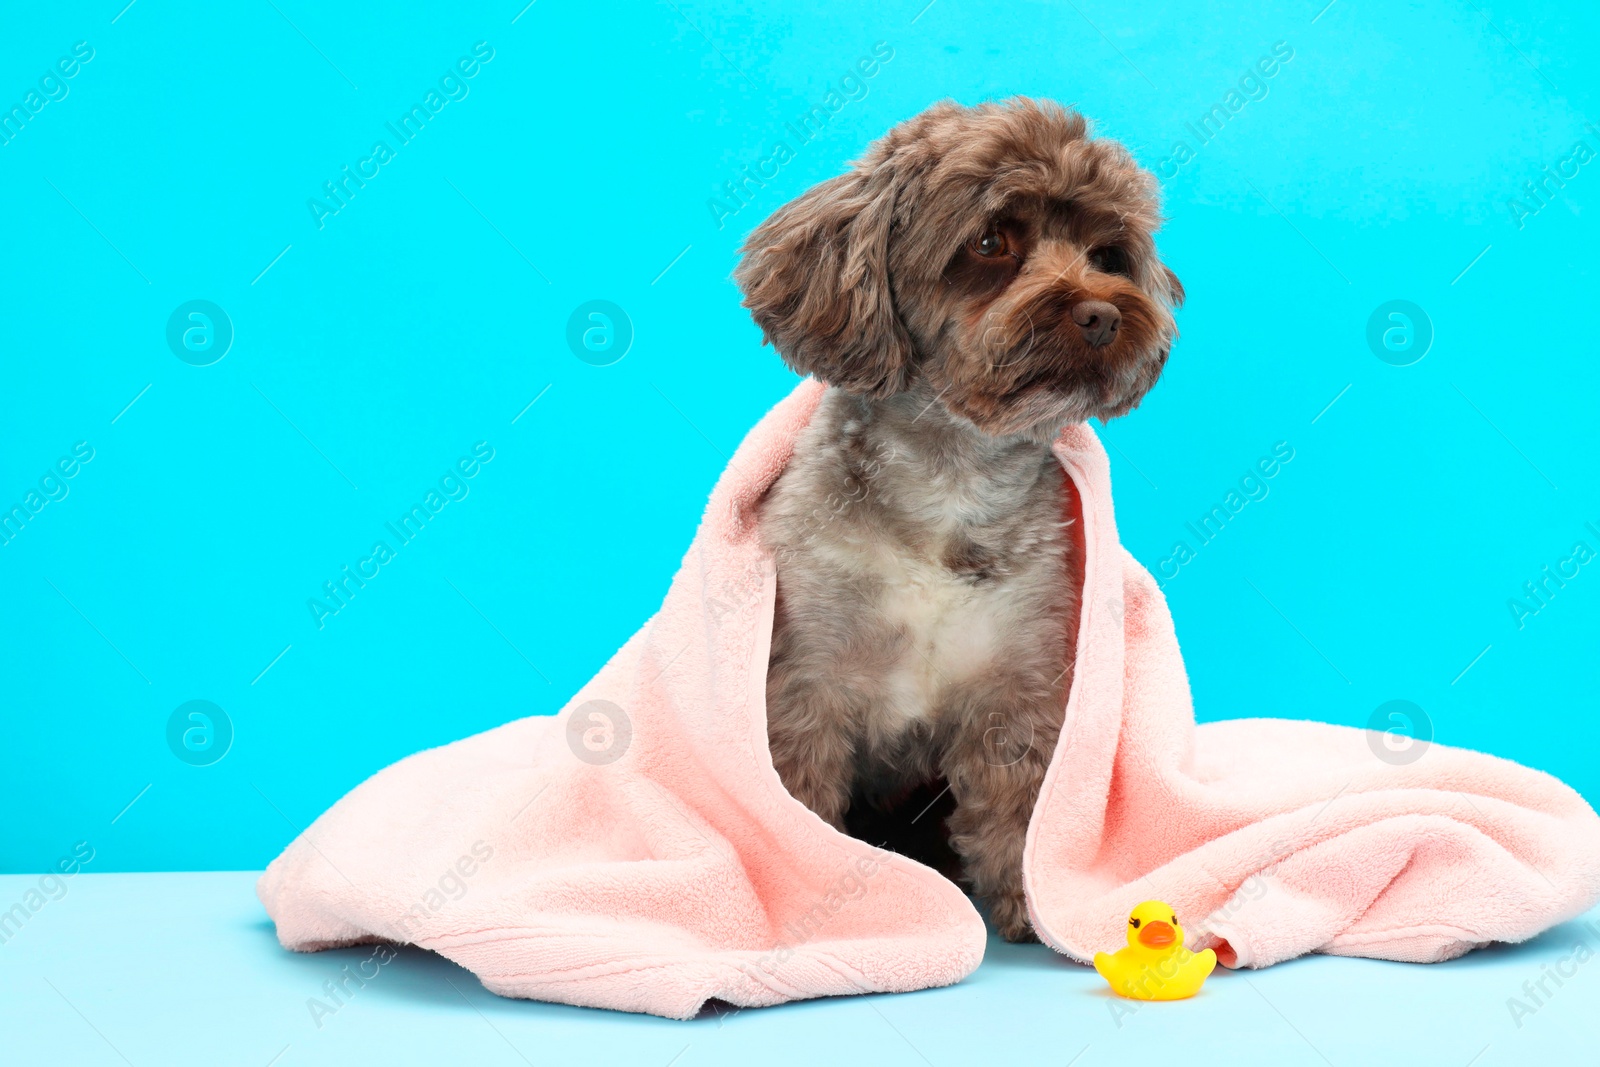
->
[989,893,1038,943]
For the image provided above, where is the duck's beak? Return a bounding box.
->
[1138,920,1177,948]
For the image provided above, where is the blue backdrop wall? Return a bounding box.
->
[3,0,1597,872]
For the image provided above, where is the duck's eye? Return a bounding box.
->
[1129,917,1141,928]
[1089,246,1129,275]
[971,229,1010,258]
[1171,915,1178,925]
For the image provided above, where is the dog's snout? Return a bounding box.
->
[1072,300,1121,348]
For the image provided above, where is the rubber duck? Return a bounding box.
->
[1093,900,1216,1000]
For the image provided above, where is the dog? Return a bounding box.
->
[736,98,1182,941]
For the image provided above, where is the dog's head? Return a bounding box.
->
[736,98,1183,437]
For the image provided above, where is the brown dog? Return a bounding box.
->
[737,98,1182,940]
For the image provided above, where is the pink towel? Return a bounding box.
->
[259,380,1600,1017]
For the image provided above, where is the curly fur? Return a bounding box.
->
[738,98,1181,940]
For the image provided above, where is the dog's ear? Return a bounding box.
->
[735,166,913,398]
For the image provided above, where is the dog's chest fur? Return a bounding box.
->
[760,386,1077,789]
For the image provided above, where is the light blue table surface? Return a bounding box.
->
[2,872,1595,1066]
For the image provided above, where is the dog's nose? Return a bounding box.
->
[1072,300,1121,348]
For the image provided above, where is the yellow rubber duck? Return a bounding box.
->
[1093,900,1217,1000]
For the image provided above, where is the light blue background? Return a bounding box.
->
[2,0,1596,874]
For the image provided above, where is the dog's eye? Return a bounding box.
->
[970,230,1010,258]
[1089,246,1129,276]
[1129,917,1141,928]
